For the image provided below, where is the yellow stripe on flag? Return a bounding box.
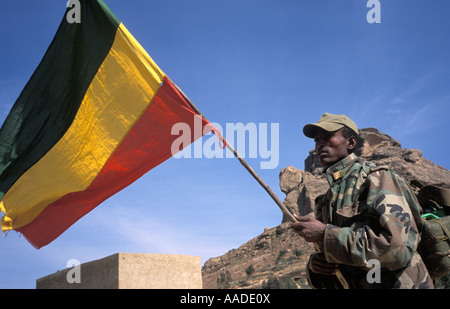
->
[1,23,164,231]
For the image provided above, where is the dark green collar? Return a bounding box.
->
[324,153,358,186]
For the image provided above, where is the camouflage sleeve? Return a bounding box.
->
[323,169,422,271]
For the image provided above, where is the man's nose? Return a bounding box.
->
[315,137,326,150]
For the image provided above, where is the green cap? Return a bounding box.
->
[303,113,358,138]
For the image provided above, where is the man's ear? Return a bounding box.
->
[347,136,357,151]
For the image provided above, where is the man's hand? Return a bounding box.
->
[290,214,326,243]
[291,215,341,277]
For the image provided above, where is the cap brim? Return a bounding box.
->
[303,123,345,138]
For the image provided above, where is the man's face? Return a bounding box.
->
[314,128,351,167]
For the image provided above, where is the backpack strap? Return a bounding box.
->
[367,165,389,174]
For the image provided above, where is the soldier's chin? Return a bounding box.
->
[319,155,331,167]
[320,156,341,168]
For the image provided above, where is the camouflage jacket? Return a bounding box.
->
[307,154,434,289]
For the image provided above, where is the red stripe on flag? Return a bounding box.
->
[17,78,211,248]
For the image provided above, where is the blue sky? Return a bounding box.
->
[0,0,449,288]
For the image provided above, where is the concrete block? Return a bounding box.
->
[36,253,202,289]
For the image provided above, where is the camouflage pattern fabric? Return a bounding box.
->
[308,153,434,289]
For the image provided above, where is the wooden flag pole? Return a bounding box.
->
[172,81,349,289]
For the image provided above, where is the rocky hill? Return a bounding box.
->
[201,128,450,289]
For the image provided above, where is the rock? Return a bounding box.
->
[279,170,327,219]
[404,149,422,163]
[201,222,314,289]
[279,166,303,194]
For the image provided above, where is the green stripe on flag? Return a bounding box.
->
[0,0,120,200]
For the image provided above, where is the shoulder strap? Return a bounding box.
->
[367,164,389,174]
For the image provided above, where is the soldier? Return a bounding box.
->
[291,113,434,289]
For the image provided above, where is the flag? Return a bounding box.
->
[0,0,214,248]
